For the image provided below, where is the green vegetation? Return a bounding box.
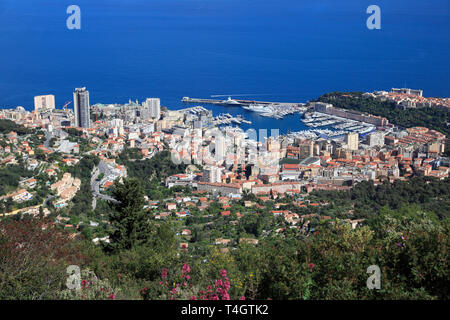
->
[1,194,448,299]
[0,216,89,299]
[0,164,33,196]
[0,119,34,135]
[308,177,450,221]
[63,128,84,137]
[49,137,57,148]
[97,178,178,293]
[118,149,187,200]
[316,92,450,136]
[105,178,154,252]
[64,155,99,215]
[119,149,186,182]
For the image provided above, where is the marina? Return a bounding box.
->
[302,112,376,136]
[178,106,252,126]
[212,113,252,126]
[179,97,376,138]
[182,96,307,121]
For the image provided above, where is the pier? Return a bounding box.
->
[182,96,301,107]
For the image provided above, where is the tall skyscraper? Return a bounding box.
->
[145,98,161,119]
[367,131,385,147]
[34,95,55,112]
[73,87,90,128]
[215,134,226,162]
[345,132,359,151]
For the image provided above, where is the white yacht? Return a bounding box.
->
[223,97,241,105]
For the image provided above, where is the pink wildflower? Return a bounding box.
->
[182,263,191,274]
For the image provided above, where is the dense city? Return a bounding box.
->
[0,87,449,300]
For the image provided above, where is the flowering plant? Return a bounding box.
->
[139,264,244,300]
[59,269,117,300]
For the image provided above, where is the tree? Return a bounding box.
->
[105,178,153,252]
[239,213,262,237]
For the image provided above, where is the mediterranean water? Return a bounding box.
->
[0,0,448,134]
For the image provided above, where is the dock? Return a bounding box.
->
[182,96,301,107]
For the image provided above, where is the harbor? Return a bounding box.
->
[177,105,252,127]
[302,112,376,136]
[182,96,307,120]
[179,96,375,139]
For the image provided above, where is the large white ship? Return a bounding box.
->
[243,104,274,113]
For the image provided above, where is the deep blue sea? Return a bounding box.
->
[0,0,449,133]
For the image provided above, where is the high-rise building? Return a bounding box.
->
[215,134,226,162]
[345,132,359,151]
[367,131,385,147]
[110,119,124,136]
[73,87,90,128]
[203,165,222,183]
[145,98,161,119]
[139,108,151,120]
[299,140,314,159]
[34,95,55,112]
